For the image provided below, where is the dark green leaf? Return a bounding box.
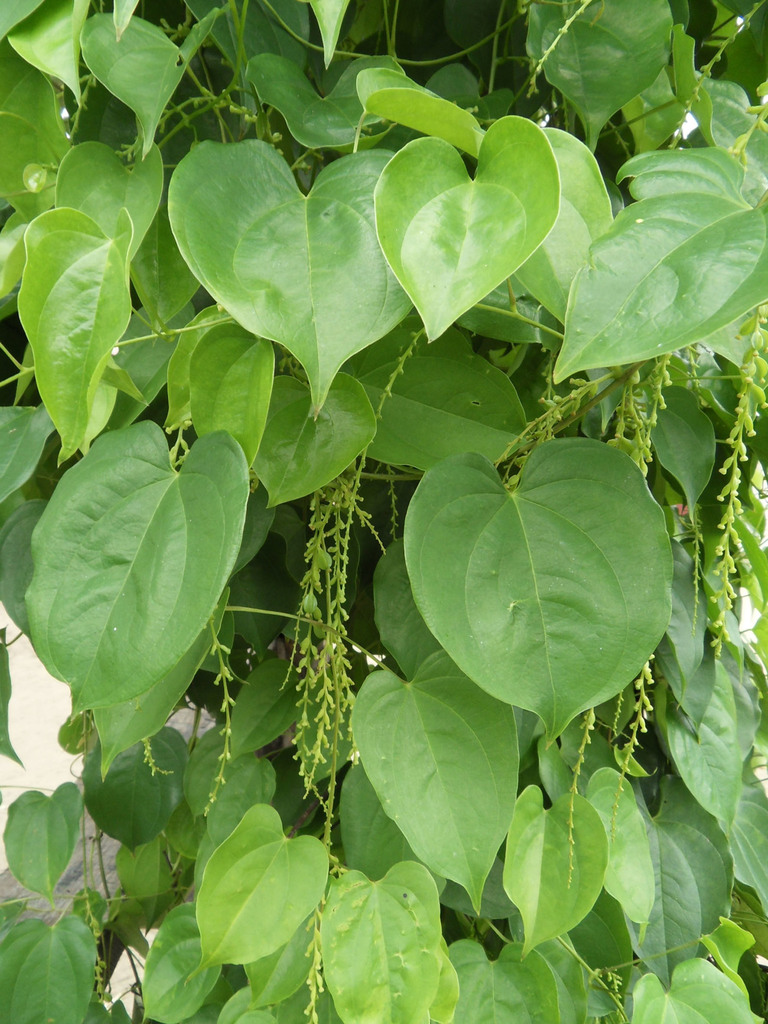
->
[0,499,44,635]
[0,631,21,764]
[229,659,298,760]
[131,205,200,327]
[373,538,440,679]
[731,780,768,912]
[4,781,82,901]
[339,763,416,881]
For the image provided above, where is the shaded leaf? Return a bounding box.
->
[229,659,298,760]
[373,538,441,678]
[448,940,560,1024]
[651,387,716,512]
[0,500,44,636]
[142,905,220,1024]
[339,763,416,881]
[4,781,82,901]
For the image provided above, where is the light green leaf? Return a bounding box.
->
[8,0,89,100]
[189,324,274,466]
[197,803,328,966]
[0,1,46,39]
[351,325,526,471]
[0,500,44,636]
[619,147,747,206]
[0,211,27,297]
[352,651,518,911]
[18,206,132,460]
[651,387,716,512]
[229,659,298,760]
[621,68,685,154]
[165,307,225,429]
[404,441,672,736]
[0,918,96,1024]
[527,0,672,149]
[131,206,200,327]
[356,66,485,156]
[731,780,768,911]
[114,0,140,39]
[245,916,313,1009]
[632,957,755,1024]
[253,374,375,504]
[321,861,442,1024]
[142,905,221,1024]
[339,763,416,881]
[206,756,276,845]
[672,25,715,148]
[375,116,559,341]
[701,918,755,1000]
[55,141,163,258]
[373,539,441,678]
[555,195,768,383]
[503,786,608,954]
[4,782,82,902]
[246,54,395,150]
[220,988,277,1024]
[169,142,410,408]
[586,767,655,925]
[27,424,249,709]
[308,0,351,66]
[82,728,187,848]
[0,404,53,504]
[448,940,560,1024]
[430,939,460,1024]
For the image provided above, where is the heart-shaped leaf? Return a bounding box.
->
[18,206,132,460]
[632,957,755,1024]
[26,422,249,709]
[55,141,163,258]
[254,374,375,505]
[339,764,417,881]
[404,440,672,736]
[197,803,328,966]
[448,940,560,1024]
[352,650,519,910]
[375,116,559,341]
[4,782,82,903]
[169,142,410,407]
[7,0,89,100]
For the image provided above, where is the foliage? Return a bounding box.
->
[4,1,768,1022]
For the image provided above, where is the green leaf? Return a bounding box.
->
[619,148,748,206]
[165,307,225,429]
[404,441,672,736]
[189,324,274,466]
[17,206,132,460]
[0,633,21,764]
[0,1,46,39]
[8,0,89,100]
[308,0,351,66]
[373,538,441,679]
[197,803,328,966]
[131,206,200,327]
[27,423,249,709]
[229,659,298,760]
[206,756,276,845]
[339,763,416,881]
[527,0,672,149]
[555,194,768,383]
[4,782,82,902]
[253,374,375,505]
[356,66,485,156]
[657,543,706,706]
[0,211,27,297]
[701,918,755,1000]
[321,861,442,1024]
[170,143,410,408]
[220,988,277,1024]
[651,387,716,512]
[246,54,395,150]
[82,728,187,848]
[244,915,313,1008]
[142,905,221,1024]
[188,0,309,71]
[569,889,633,1004]
[731,780,768,911]
[586,767,655,925]
[503,786,608,954]
[374,116,559,341]
[0,404,53,503]
[534,939,589,1024]
[0,917,96,1024]
[351,325,526,471]
[55,141,163,259]
[448,940,560,1024]
[632,957,755,1024]
[352,651,519,911]
[0,500,44,635]
[515,128,613,321]
[115,836,173,926]
[430,939,460,1024]
[114,0,140,39]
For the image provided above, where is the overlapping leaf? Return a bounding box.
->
[449,940,560,1024]
[632,957,755,1024]
[4,782,82,902]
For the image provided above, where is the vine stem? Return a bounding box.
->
[556,937,629,1021]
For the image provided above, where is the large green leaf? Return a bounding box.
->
[731,780,768,911]
[448,940,560,1024]
[189,324,274,466]
[404,440,672,736]
[515,128,613,321]
[527,0,672,149]
[503,786,608,954]
[82,729,187,848]
[339,763,416,881]
[373,539,441,678]
[651,387,716,512]
[0,918,96,1024]
[4,782,82,903]
[321,861,442,1024]
[374,116,559,341]
[586,767,655,925]
[0,404,53,503]
[55,141,163,259]
[245,915,313,1009]
[8,0,89,100]
[555,194,768,383]
[632,957,755,1024]
[17,206,132,460]
[253,374,375,505]
[143,905,220,1024]
[26,423,248,709]
[350,325,526,470]
[352,650,518,910]
[196,803,328,966]
[169,142,410,408]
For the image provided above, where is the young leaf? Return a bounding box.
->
[701,918,755,1000]
[632,957,755,1024]
[404,440,672,737]
[321,861,442,1024]
[448,940,560,1024]
[7,0,89,100]
[26,423,249,709]
[142,905,221,1024]
[169,142,410,408]
[651,387,716,512]
[196,803,328,966]
[374,116,559,341]
[4,782,82,902]
[0,404,53,504]
[352,651,519,911]
[503,786,608,953]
